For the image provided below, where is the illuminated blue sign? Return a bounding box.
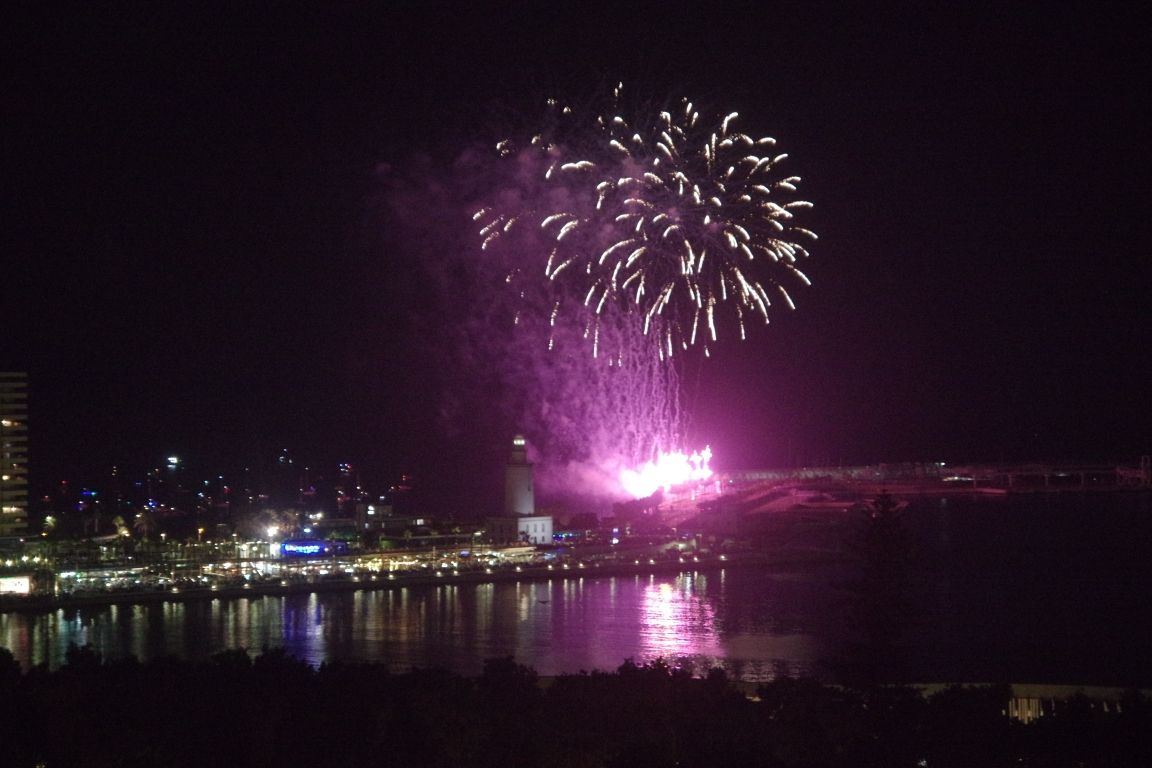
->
[283,542,322,556]
[280,539,349,558]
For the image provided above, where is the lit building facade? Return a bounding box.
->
[0,372,29,536]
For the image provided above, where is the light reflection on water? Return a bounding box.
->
[5,492,1149,684]
[0,568,835,681]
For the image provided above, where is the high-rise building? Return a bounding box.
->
[0,372,29,536]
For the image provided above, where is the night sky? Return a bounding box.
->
[5,2,1149,507]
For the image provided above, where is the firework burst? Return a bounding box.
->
[472,86,814,497]
[475,84,816,359]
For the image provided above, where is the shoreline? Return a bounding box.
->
[0,550,841,614]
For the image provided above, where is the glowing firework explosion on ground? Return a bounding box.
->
[474,85,815,498]
[619,446,714,499]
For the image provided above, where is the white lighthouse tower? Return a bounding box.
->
[487,434,552,545]
[504,434,534,516]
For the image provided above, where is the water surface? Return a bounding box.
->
[3,491,1149,684]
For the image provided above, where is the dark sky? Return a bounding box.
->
[4,1,1150,502]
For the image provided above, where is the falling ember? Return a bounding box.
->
[473,85,815,358]
[619,446,713,499]
[469,85,815,498]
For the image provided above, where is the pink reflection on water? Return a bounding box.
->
[637,576,722,660]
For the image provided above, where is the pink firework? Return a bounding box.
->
[474,86,814,498]
[619,447,714,498]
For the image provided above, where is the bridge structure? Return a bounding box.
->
[953,455,1151,491]
[722,456,1152,493]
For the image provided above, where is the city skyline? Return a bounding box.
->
[5,2,1149,510]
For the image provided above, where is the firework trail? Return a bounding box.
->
[473,85,816,498]
[487,292,686,493]
[475,83,816,359]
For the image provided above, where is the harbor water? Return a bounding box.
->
[2,490,1149,685]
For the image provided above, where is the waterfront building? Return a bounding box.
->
[0,372,29,536]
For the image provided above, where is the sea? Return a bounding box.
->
[2,490,1149,685]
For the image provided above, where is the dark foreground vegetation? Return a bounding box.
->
[1,646,1149,768]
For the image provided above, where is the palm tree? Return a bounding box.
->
[134,508,156,540]
[112,515,130,537]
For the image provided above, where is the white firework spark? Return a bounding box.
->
[475,84,816,358]
[472,85,816,496]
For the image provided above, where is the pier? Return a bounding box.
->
[724,455,1152,493]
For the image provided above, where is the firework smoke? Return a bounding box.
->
[470,86,814,499]
[377,88,813,506]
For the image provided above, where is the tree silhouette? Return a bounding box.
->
[840,490,914,684]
